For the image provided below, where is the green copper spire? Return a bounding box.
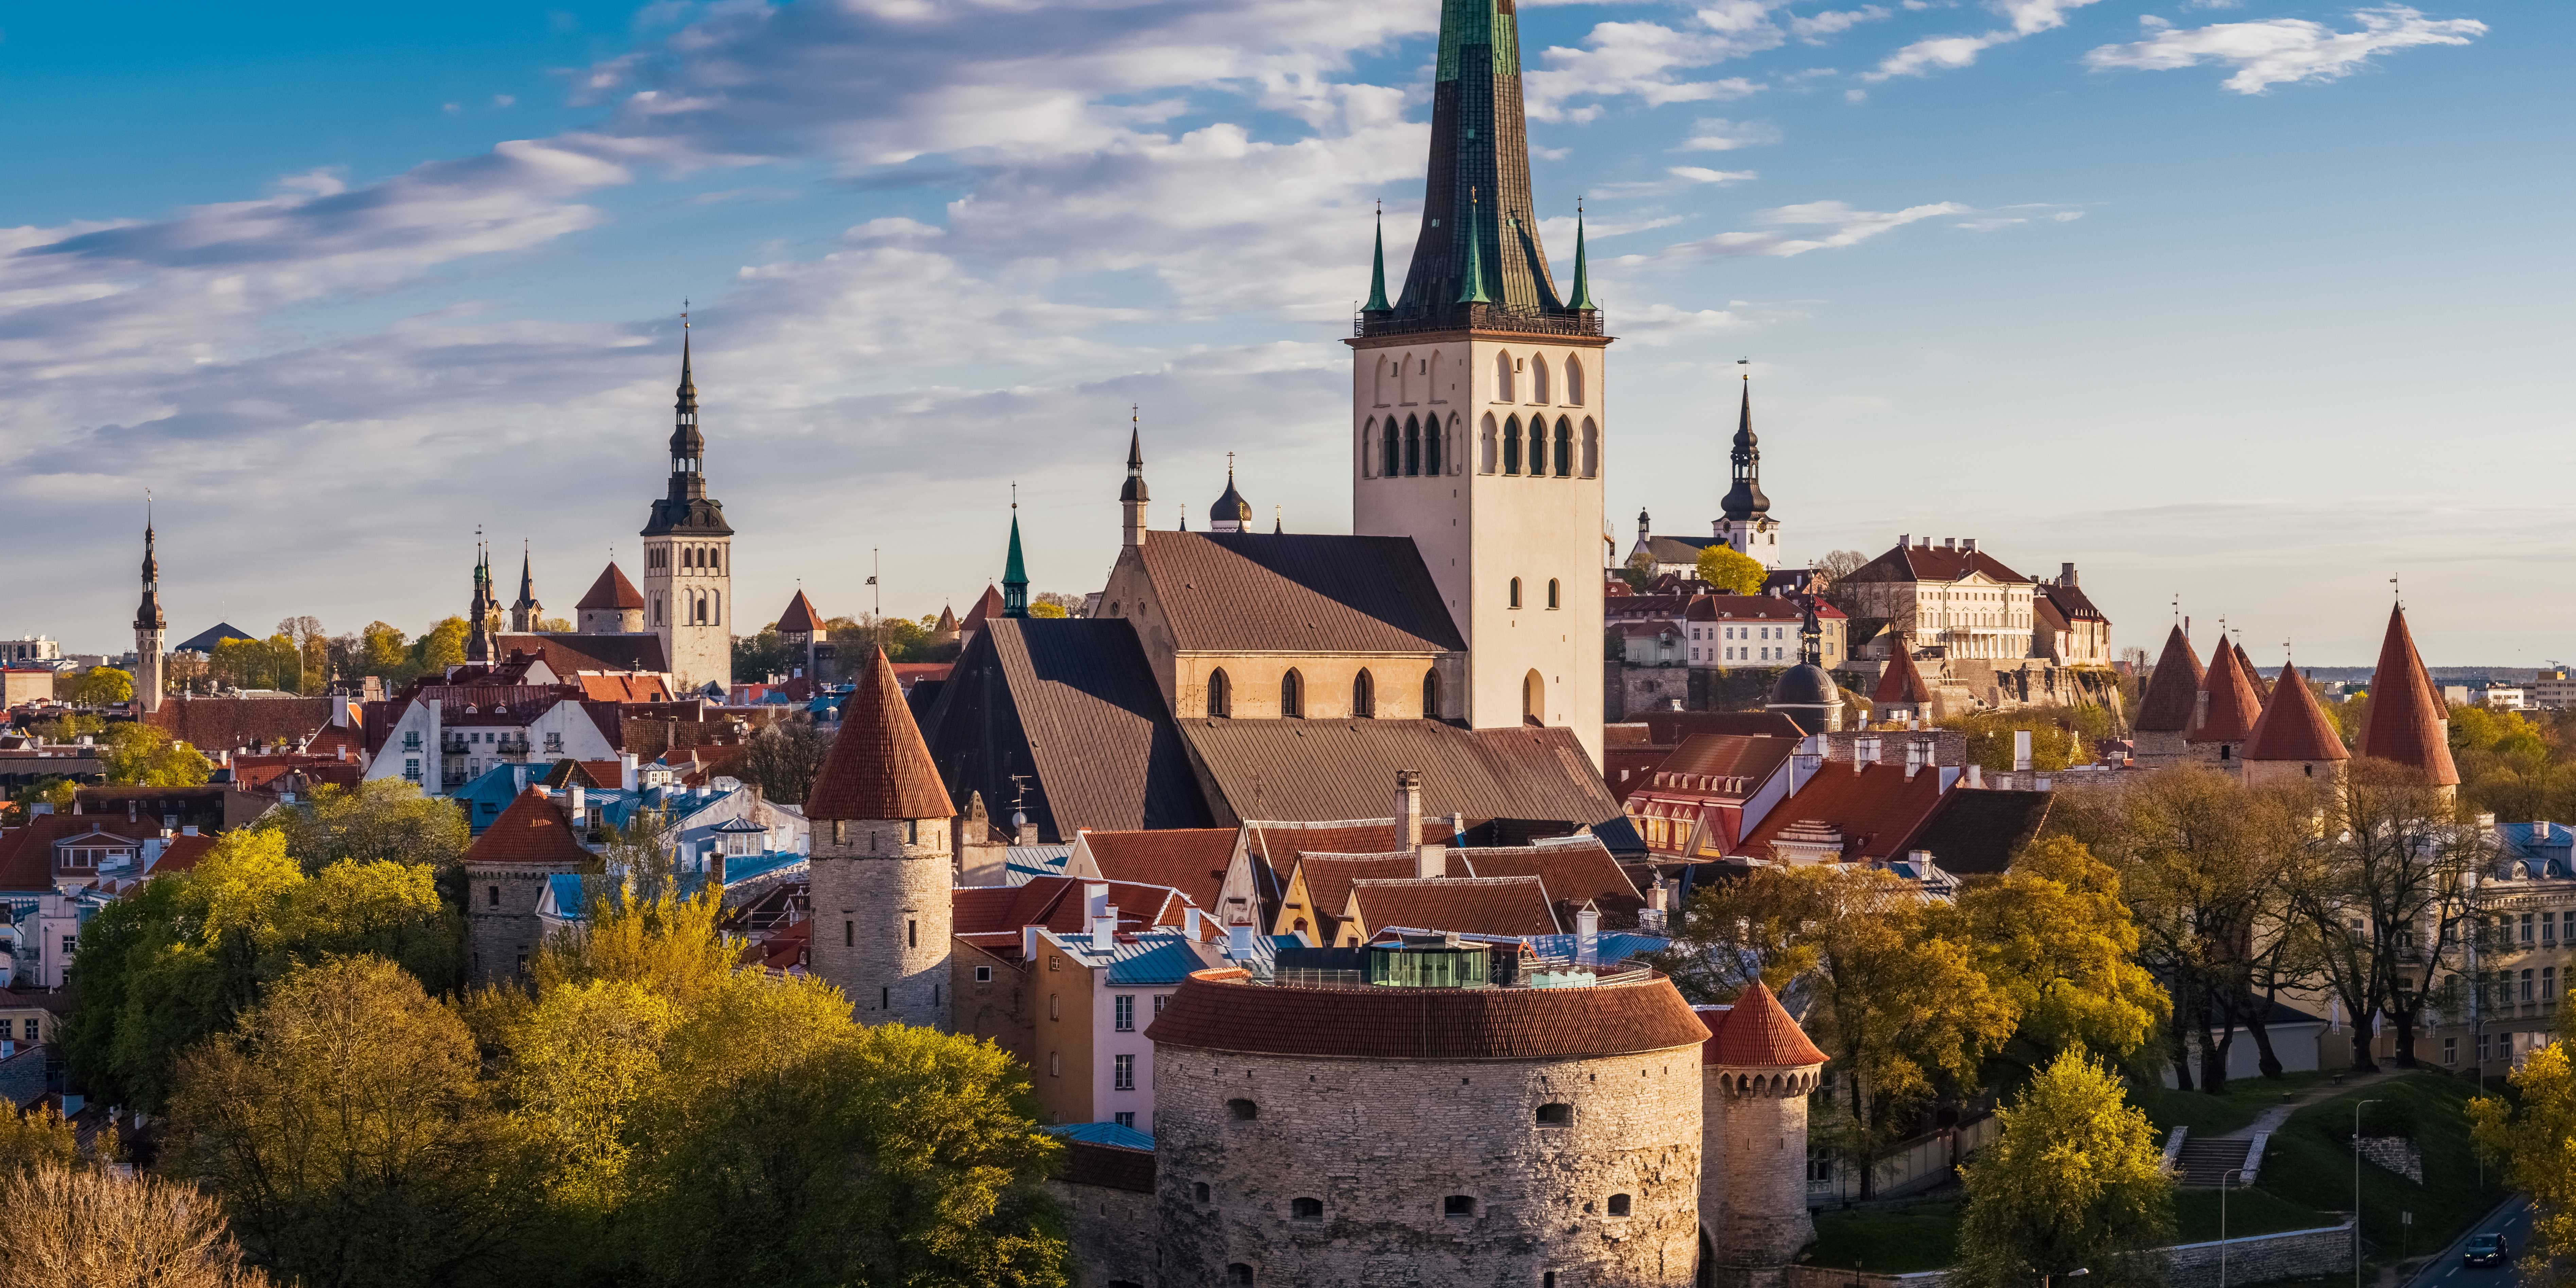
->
[1568,205,1597,312]
[1001,496,1029,619]
[1455,191,1492,305]
[1363,205,1392,314]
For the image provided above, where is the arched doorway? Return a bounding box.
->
[1523,670,1545,725]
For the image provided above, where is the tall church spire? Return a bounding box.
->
[134,503,168,714]
[1120,409,1150,550]
[1720,374,1768,522]
[1002,493,1030,618]
[467,541,495,664]
[1364,204,1393,314]
[135,513,164,634]
[511,543,542,632]
[645,310,731,539]
[1567,202,1597,313]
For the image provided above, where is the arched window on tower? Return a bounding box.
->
[1503,416,1522,475]
[1528,418,1547,478]
[1207,668,1231,718]
[1494,351,1515,403]
[1422,669,1441,719]
[1404,416,1422,476]
[1426,416,1445,476]
[1352,669,1374,718]
[1361,420,1378,478]
[1479,414,1499,474]
[1280,669,1304,719]
[1566,356,1585,406]
[1581,418,1600,478]
[1375,355,1392,407]
[1547,578,1561,610]
[1524,670,1546,725]
[712,590,720,623]
[1554,417,1573,477]
[1531,354,1550,404]
[1399,351,1413,404]
[1509,577,1523,609]
[1383,416,1401,479]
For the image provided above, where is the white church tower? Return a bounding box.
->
[641,319,735,693]
[1348,0,1607,766]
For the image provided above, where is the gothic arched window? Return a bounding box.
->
[1479,414,1499,474]
[1566,356,1585,406]
[1422,669,1441,719]
[1495,351,1515,403]
[1353,669,1375,718]
[1426,416,1445,476]
[1207,668,1231,718]
[1361,420,1378,479]
[1531,354,1550,404]
[1280,669,1304,719]
[1383,416,1402,478]
[1554,417,1574,477]
[1502,416,1522,475]
[1581,418,1600,478]
[1404,416,1422,477]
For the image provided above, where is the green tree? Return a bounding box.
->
[1696,544,1767,595]
[66,666,136,706]
[1619,550,1658,593]
[1940,706,2110,773]
[100,723,215,786]
[414,617,470,671]
[734,720,833,806]
[1953,1049,2175,1288]
[1949,836,2169,1062]
[165,956,537,1288]
[360,621,410,677]
[2470,1040,2576,1281]
[0,1101,77,1176]
[267,780,471,876]
[735,627,790,680]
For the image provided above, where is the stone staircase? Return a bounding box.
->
[2176,1135,2256,1188]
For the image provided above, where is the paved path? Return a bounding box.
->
[2212,1070,2401,1141]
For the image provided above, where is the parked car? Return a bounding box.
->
[2463,1234,2508,1268]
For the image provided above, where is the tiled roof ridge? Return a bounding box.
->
[1701,980,1828,1067]
[2187,637,2263,743]
[1146,967,1711,1060]
[776,590,825,635]
[2133,624,2205,734]
[463,787,593,867]
[2244,660,2351,763]
[804,647,955,821]
[2355,603,2459,786]
[575,562,646,611]
[1872,634,1932,705]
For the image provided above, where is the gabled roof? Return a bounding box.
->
[951,876,1190,939]
[149,833,221,875]
[573,672,672,703]
[1873,636,1933,705]
[575,563,646,612]
[1840,542,2030,586]
[0,816,162,891]
[1180,720,1624,836]
[1129,531,1465,654]
[465,788,592,867]
[2039,582,2105,623]
[2134,625,2205,735]
[2357,605,2459,787]
[1345,876,1560,939]
[1077,828,1239,911]
[806,648,953,822]
[1899,789,2052,877]
[1684,595,1845,623]
[2188,638,2263,744]
[1646,734,1797,793]
[145,695,336,752]
[1451,836,1643,924]
[174,622,258,654]
[1698,980,1828,1067]
[777,591,825,635]
[1281,852,1417,939]
[1636,534,1718,564]
[2245,661,2350,764]
[1730,761,1948,862]
[495,633,669,676]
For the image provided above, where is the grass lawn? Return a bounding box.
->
[2173,1187,2336,1242]
[2136,1071,2329,1139]
[1808,1200,1961,1273]
[2252,1072,2508,1262]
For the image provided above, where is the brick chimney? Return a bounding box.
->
[1394,770,1423,850]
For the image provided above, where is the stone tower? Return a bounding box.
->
[1714,376,1782,569]
[641,321,734,693]
[133,516,166,714]
[1699,981,1830,1288]
[574,562,647,635]
[509,544,543,633]
[1348,0,1608,765]
[805,646,957,1029]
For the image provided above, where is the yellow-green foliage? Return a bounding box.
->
[1696,544,1767,595]
[1941,705,2112,773]
[1955,1049,2175,1288]
[100,723,214,787]
[1948,836,2169,1060]
[0,1102,78,1177]
[2471,1041,2576,1280]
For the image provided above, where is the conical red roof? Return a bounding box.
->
[2357,604,2459,787]
[575,562,645,612]
[466,787,592,866]
[1873,635,1933,705]
[2244,661,2350,763]
[777,590,824,635]
[806,647,955,821]
[2188,637,2263,744]
[2133,625,2205,734]
[2235,641,2267,700]
[959,585,1005,632]
[1701,979,1828,1068]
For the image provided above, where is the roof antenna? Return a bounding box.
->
[2390,574,2401,609]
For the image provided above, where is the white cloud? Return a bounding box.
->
[1668,199,1972,256]
[1678,116,1784,149]
[1789,6,1893,42]
[1865,0,2105,80]
[1523,17,1780,122]
[2083,5,2485,94]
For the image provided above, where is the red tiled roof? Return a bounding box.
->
[2133,625,2205,735]
[889,663,953,690]
[1346,876,1560,938]
[776,591,825,635]
[304,723,363,759]
[0,816,162,891]
[575,563,646,611]
[2245,661,2350,764]
[1284,852,1418,937]
[1698,981,1828,1067]
[951,876,1189,938]
[1248,821,1401,869]
[1873,636,1933,705]
[1729,761,1947,862]
[1685,594,1845,623]
[2188,639,2263,744]
[144,696,336,753]
[575,673,673,703]
[960,586,1005,633]
[1146,967,1711,1060]
[1078,828,1239,911]
[1647,735,1798,790]
[805,648,953,822]
[2357,604,2459,786]
[495,634,668,677]
[1845,542,2031,587]
[1450,838,1642,922]
[464,788,591,867]
[151,833,220,875]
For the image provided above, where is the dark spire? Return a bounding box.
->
[1363,204,1393,314]
[1209,455,1252,531]
[1568,202,1597,312]
[1799,592,1823,667]
[1120,417,1148,504]
[1720,373,1769,522]
[1002,491,1030,618]
[644,309,732,538]
[467,540,494,663]
[513,543,540,614]
[134,511,164,632]
[1370,0,1588,337]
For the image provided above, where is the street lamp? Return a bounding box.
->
[2222,1167,2247,1288]
[2354,1098,2382,1288]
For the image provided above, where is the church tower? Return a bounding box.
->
[509,545,543,633]
[1350,0,1609,764]
[1714,376,1781,569]
[466,543,496,664]
[133,516,166,714]
[1120,417,1150,550]
[806,647,957,1030]
[641,320,734,693]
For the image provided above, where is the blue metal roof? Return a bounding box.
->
[1048,1121,1155,1150]
[1521,931,1671,964]
[1003,845,1073,886]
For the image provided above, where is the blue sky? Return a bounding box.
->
[0,0,2556,667]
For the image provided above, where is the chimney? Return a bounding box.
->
[2013,729,2034,773]
[1022,924,1042,961]
[1416,841,1447,882]
[1904,737,1925,781]
[1092,905,1117,953]
[1853,735,1878,770]
[1085,882,1110,925]
[1942,537,1956,550]
[1186,907,1206,940]
[1898,533,1909,549]
[1227,917,1255,960]
[1575,904,1600,965]
[2060,561,2077,586]
[569,783,586,823]
[707,842,726,893]
[1967,763,1984,789]
[1394,770,1423,850]
[1962,538,1977,554]
[1648,876,1669,914]
[619,752,639,792]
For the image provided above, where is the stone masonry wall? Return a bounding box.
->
[1154,1042,1704,1288]
[807,818,952,1029]
[1710,1071,1819,1288]
[465,860,571,984]
[1049,1178,1157,1288]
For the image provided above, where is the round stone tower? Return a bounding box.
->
[805,646,956,1029]
[1697,981,1829,1288]
[1146,951,1713,1288]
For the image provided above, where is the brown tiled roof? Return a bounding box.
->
[2134,625,2205,734]
[1451,837,1643,923]
[1647,734,1797,791]
[1684,595,1846,623]
[1079,828,1239,911]
[304,724,363,759]
[1284,852,1418,938]
[575,563,646,611]
[1900,789,2052,876]
[151,833,220,875]
[1249,821,1401,868]
[1730,761,1947,861]
[1180,720,1625,834]
[807,648,953,822]
[144,696,337,752]
[2040,583,2105,622]
[1131,532,1465,654]
[960,585,1004,632]
[1620,710,1806,743]
[463,789,591,867]
[1348,876,1559,937]
[0,816,162,891]
[2245,662,2350,764]
[776,591,825,635]
[2189,640,2263,744]
[1146,968,1710,1060]
[1058,1139,1155,1193]
[1873,636,1933,705]
[934,604,959,634]
[1842,542,2031,586]
[2357,605,2458,786]
[950,876,1189,937]
[495,633,669,676]
[2235,642,2266,699]
[1699,981,1828,1067]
